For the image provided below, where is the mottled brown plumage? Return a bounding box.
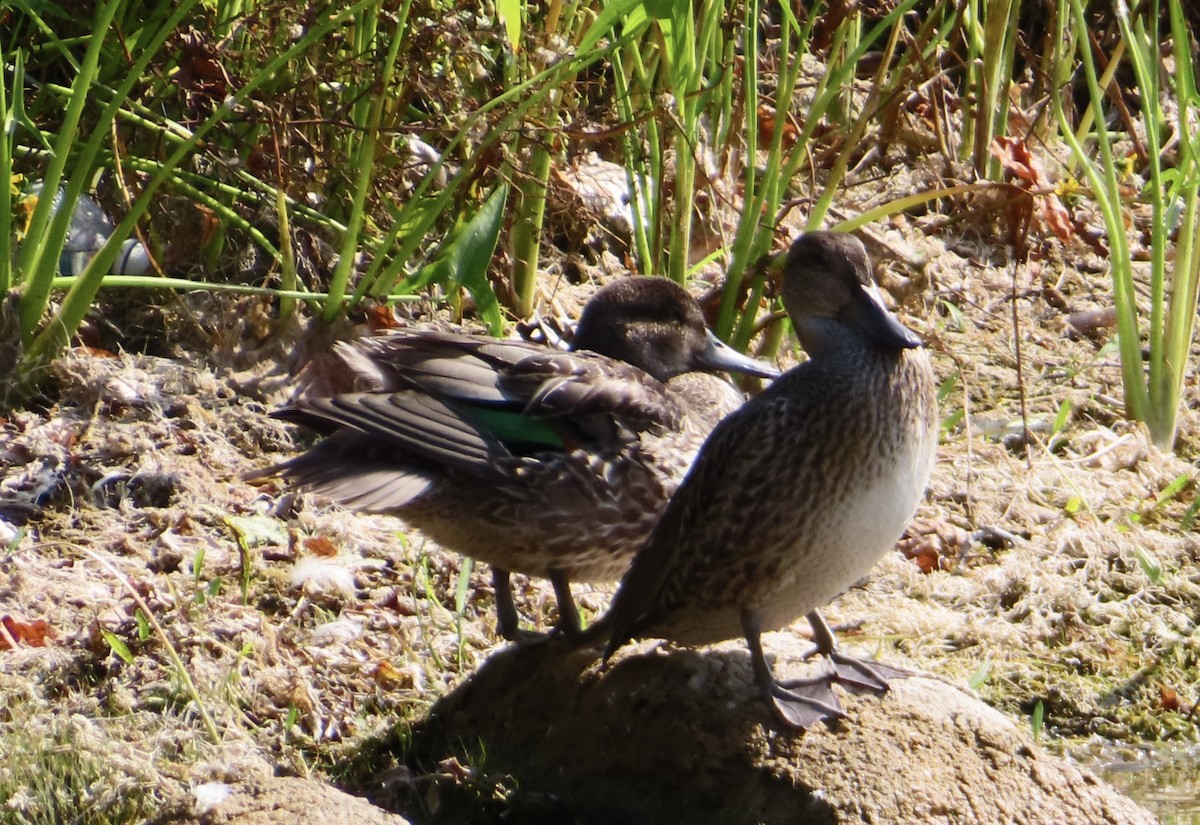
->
[602,231,938,729]
[252,277,778,640]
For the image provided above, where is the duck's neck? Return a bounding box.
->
[794,317,876,359]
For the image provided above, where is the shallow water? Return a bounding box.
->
[1076,741,1200,824]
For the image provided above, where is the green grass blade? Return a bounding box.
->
[22,0,381,373]
[323,0,408,323]
[14,0,121,342]
[510,141,553,318]
[0,41,16,295]
[1053,0,1148,429]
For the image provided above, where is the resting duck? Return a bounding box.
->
[601,232,938,729]
[254,277,779,641]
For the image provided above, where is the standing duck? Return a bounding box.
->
[253,277,779,641]
[601,231,938,729]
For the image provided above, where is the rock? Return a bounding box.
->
[170,775,411,825]
[401,638,1158,825]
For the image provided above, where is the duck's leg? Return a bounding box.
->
[741,610,845,730]
[492,568,523,642]
[549,569,582,639]
[798,610,909,695]
[495,568,583,644]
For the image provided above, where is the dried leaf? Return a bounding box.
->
[911,543,942,574]
[176,27,232,117]
[757,104,798,148]
[303,535,339,558]
[367,303,402,331]
[1158,683,1183,712]
[897,516,969,574]
[0,615,51,648]
[374,660,405,688]
[72,345,118,358]
[989,136,1074,242]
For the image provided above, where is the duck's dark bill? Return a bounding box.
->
[846,288,923,350]
[699,330,782,379]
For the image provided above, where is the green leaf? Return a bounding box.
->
[1182,497,1200,531]
[968,660,991,691]
[1051,399,1072,436]
[9,51,51,155]
[1096,337,1120,359]
[657,3,697,95]
[1030,700,1044,741]
[578,0,647,53]
[642,0,675,20]
[1064,496,1082,515]
[939,408,964,434]
[454,557,474,616]
[134,608,151,642]
[496,0,522,51]
[418,184,508,335]
[937,298,965,332]
[101,628,135,664]
[1134,547,1164,585]
[1153,472,1191,509]
[2,524,26,550]
[936,375,957,403]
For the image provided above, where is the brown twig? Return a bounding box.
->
[1009,194,1035,471]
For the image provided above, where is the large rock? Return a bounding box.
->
[401,637,1158,824]
[172,775,411,825]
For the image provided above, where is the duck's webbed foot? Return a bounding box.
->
[824,651,910,695]
[765,668,847,729]
[802,610,911,695]
[742,610,845,731]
